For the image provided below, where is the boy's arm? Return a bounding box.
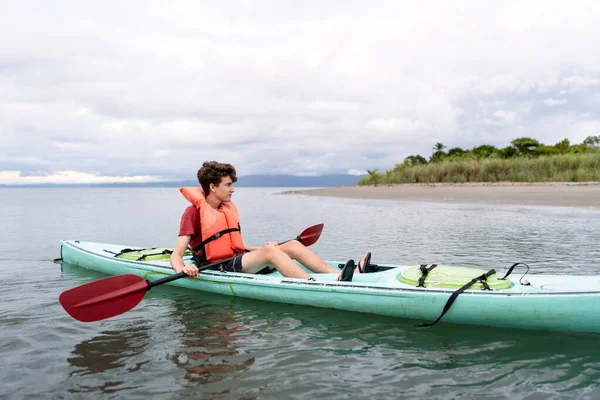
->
[170,235,199,276]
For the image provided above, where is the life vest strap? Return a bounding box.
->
[192,227,241,254]
[189,245,210,267]
[420,269,496,328]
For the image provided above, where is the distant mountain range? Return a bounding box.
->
[237,174,363,187]
[0,174,364,188]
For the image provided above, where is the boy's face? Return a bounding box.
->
[210,176,235,202]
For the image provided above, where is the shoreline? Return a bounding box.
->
[282,182,600,208]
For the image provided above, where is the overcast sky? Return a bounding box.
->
[1,1,600,184]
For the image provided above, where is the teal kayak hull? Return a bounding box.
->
[60,240,600,333]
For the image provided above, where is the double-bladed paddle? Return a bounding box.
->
[59,223,324,322]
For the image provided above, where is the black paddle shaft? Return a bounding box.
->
[148,256,234,288]
[147,236,306,289]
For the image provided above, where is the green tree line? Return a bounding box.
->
[360,135,600,185]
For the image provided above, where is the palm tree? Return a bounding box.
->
[433,142,447,152]
[367,169,380,185]
[430,142,447,163]
[385,169,393,183]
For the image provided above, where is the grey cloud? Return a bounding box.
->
[1,1,600,183]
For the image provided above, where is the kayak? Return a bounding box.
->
[59,240,600,333]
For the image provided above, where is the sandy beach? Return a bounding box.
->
[284,182,600,208]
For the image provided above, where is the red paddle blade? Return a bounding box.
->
[298,223,324,247]
[59,274,149,322]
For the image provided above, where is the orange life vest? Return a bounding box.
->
[180,187,246,263]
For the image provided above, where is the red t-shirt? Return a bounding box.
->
[178,206,204,250]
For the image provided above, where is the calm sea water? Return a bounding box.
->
[1,187,600,399]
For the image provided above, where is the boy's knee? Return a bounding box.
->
[261,244,280,261]
[281,240,303,253]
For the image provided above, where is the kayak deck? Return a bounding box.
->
[60,240,600,294]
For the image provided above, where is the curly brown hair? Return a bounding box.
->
[197,161,238,195]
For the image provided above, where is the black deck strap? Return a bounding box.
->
[367,264,396,272]
[420,269,496,328]
[136,249,173,261]
[192,228,240,253]
[417,264,438,287]
[106,247,151,258]
[499,262,531,285]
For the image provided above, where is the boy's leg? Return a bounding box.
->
[240,245,313,279]
[278,241,339,273]
[279,241,370,276]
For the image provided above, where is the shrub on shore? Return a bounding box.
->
[359,136,600,185]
